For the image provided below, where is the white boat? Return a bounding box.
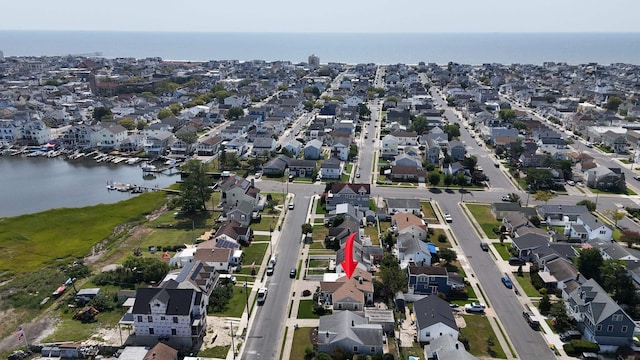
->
[141,163,157,172]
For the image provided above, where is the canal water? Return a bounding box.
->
[0,156,180,218]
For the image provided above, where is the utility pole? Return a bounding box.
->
[229,321,236,359]
[244,282,250,319]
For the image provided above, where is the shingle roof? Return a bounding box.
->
[414,295,458,332]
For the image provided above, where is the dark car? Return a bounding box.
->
[559,330,582,342]
[508,257,526,266]
[480,242,489,251]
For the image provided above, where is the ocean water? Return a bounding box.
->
[1,31,639,65]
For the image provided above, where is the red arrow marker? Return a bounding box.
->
[341,232,358,279]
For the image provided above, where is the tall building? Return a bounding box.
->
[0,50,4,61]
[308,54,320,68]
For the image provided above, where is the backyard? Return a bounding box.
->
[460,315,507,358]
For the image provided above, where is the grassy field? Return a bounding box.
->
[198,346,230,358]
[315,201,327,214]
[513,273,542,297]
[250,215,279,232]
[297,300,321,319]
[0,191,166,277]
[312,225,329,241]
[364,226,380,246]
[421,201,438,223]
[466,204,501,239]
[209,286,248,318]
[289,327,314,360]
[44,306,127,342]
[241,242,268,266]
[492,242,513,260]
[460,314,507,358]
[428,228,451,249]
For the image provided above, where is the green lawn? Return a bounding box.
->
[428,228,452,249]
[308,259,329,268]
[309,241,326,250]
[364,226,380,246]
[290,327,314,360]
[492,242,513,260]
[315,201,327,214]
[513,273,541,297]
[198,346,230,358]
[421,201,439,224]
[44,307,127,342]
[312,225,329,241]
[0,191,166,278]
[460,315,507,358]
[466,204,501,239]
[250,215,279,232]
[297,300,321,319]
[209,286,249,317]
[241,242,268,266]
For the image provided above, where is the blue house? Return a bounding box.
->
[566,278,635,350]
[407,265,464,295]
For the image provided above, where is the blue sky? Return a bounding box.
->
[3,0,640,33]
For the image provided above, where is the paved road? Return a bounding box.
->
[242,186,317,360]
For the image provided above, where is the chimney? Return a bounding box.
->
[351,320,355,327]
[251,178,255,188]
[326,331,329,338]
[455,343,459,350]
[359,277,363,284]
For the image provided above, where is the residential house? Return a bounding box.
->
[196,135,223,156]
[381,134,399,157]
[226,200,255,227]
[414,295,459,343]
[21,119,52,145]
[389,130,418,146]
[448,140,466,161]
[490,202,539,220]
[319,269,374,310]
[282,139,303,157]
[143,130,174,157]
[326,183,371,211]
[220,175,261,209]
[317,310,384,356]
[584,166,626,192]
[602,130,628,153]
[117,134,144,153]
[391,213,428,241]
[222,137,247,156]
[566,279,635,349]
[320,157,342,180]
[424,333,478,360]
[386,198,421,217]
[502,213,531,234]
[251,137,276,157]
[331,137,350,161]
[511,233,550,260]
[537,204,590,226]
[0,119,21,145]
[537,257,581,291]
[61,124,97,149]
[212,220,252,249]
[193,246,234,273]
[262,154,289,176]
[388,166,427,182]
[568,213,613,242]
[407,266,463,296]
[392,153,422,169]
[288,159,317,178]
[304,139,323,160]
[396,233,432,268]
[425,139,443,165]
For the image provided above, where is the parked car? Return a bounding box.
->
[522,311,540,330]
[289,202,295,210]
[464,302,486,313]
[480,242,489,251]
[508,257,526,266]
[585,143,593,148]
[289,268,297,278]
[559,330,582,342]
[256,288,268,305]
[566,180,575,186]
[634,175,640,181]
[501,276,513,289]
[444,213,453,223]
[501,195,511,201]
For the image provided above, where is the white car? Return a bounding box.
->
[501,195,511,201]
[464,302,486,313]
[257,288,268,305]
[444,213,453,223]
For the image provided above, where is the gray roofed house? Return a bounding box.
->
[570,213,613,242]
[262,154,290,176]
[226,200,255,227]
[329,203,364,224]
[396,232,432,267]
[251,137,276,156]
[320,157,342,179]
[317,310,384,356]
[566,278,635,349]
[304,138,323,160]
[386,198,421,217]
[531,243,578,266]
[448,140,466,161]
[490,202,538,220]
[511,233,550,260]
[282,139,303,157]
[424,333,478,360]
[414,295,459,343]
[538,257,581,290]
[287,159,317,178]
[538,204,589,226]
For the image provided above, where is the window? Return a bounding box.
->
[612,314,623,322]
[149,328,154,335]
[622,326,628,332]
[171,329,177,336]
[173,317,178,323]
[607,325,614,332]
[137,316,143,322]
[353,346,358,352]
[370,347,376,353]
[596,325,602,331]
[161,316,166,321]
[600,230,607,235]
[148,315,153,322]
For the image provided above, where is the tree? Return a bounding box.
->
[227,106,244,120]
[136,121,148,130]
[575,248,603,282]
[512,120,527,130]
[605,209,625,227]
[538,293,552,314]
[157,109,173,119]
[118,118,136,130]
[620,230,640,249]
[178,160,213,213]
[357,103,371,119]
[348,144,358,161]
[525,169,554,190]
[410,115,429,135]
[498,109,517,121]
[462,156,478,170]
[532,190,556,205]
[605,96,623,112]
[373,254,407,304]
[443,123,461,140]
[599,259,638,305]
[576,200,596,212]
[443,173,453,186]
[301,223,313,237]
[508,193,520,203]
[176,130,198,148]
[208,282,234,313]
[169,103,182,116]
[93,106,112,121]
[428,171,441,187]
[439,248,457,264]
